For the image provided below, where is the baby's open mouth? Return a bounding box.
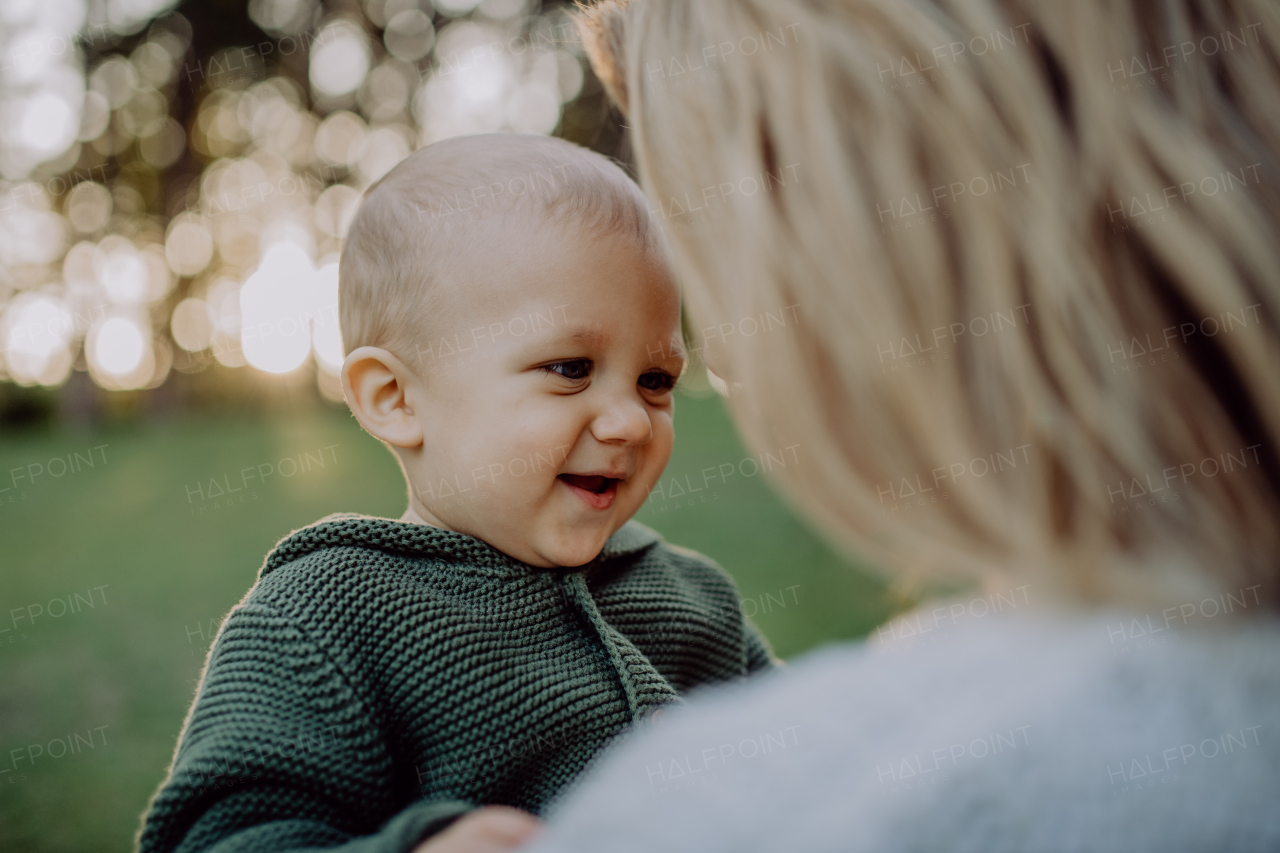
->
[558,474,619,494]
[557,473,622,511]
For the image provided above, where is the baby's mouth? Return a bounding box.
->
[558,474,621,510]
[559,474,616,493]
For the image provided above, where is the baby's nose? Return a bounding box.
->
[590,398,653,445]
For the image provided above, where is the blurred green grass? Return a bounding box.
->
[0,390,891,852]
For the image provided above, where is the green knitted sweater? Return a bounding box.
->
[138,514,774,853]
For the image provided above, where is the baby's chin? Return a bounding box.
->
[523,525,619,569]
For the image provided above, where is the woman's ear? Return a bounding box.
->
[575,1,631,115]
[341,347,425,449]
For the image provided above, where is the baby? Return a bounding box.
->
[138,134,775,853]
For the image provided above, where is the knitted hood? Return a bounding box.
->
[258,513,663,579]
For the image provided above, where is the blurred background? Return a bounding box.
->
[0,0,897,849]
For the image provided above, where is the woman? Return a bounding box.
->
[430,0,1280,849]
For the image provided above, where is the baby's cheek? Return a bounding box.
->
[650,414,677,465]
[631,452,669,508]
[459,425,563,489]
[505,415,580,468]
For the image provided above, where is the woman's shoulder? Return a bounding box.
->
[531,611,1280,853]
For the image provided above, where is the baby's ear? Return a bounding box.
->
[340,347,424,449]
[575,1,631,115]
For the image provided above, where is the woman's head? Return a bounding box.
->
[578,0,1280,608]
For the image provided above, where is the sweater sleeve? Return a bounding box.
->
[744,618,780,673]
[137,602,473,853]
[652,540,780,678]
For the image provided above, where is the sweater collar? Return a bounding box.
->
[259,513,661,579]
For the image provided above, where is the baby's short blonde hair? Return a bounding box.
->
[339,133,666,361]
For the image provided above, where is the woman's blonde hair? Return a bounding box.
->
[578,0,1280,609]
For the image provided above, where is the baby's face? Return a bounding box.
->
[401,220,684,567]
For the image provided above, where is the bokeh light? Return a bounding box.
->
[314,110,368,167]
[87,312,157,390]
[311,261,342,373]
[96,236,148,304]
[19,92,78,154]
[0,0,592,399]
[0,185,68,266]
[1,292,75,387]
[93,315,146,375]
[170,297,214,353]
[384,10,435,62]
[309,19,372,99]
[240,241,316,374]
[436,0,485,16]
[103,0,182,36]
[65,181,113,233]
[164,214,214,277]
[249,0,319,36]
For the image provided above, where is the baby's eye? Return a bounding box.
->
[638,370,677,393]
[543,359,592,381]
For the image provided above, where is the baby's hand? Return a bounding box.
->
[413,806,542,853]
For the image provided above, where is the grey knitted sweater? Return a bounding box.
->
[137,515,774,852]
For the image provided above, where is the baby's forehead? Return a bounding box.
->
[439,209,673,305]
[402,214,676,352]
[341,133,673,361]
